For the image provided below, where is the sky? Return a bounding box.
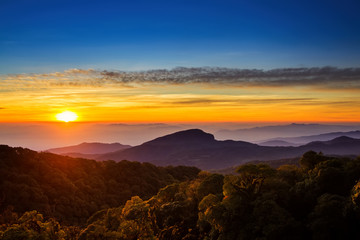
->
[0,0,360,124]
[1,0,360,73]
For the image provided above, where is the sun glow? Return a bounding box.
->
[56,111,78,122]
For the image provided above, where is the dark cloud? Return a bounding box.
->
[99,67,360,89]
[3,67,360,90]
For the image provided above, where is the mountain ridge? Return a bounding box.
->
[97,129,360,169]
[215,123,360,142]
[265,130,360,145]
[47,142,131,155]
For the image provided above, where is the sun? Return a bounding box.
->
[56,111,78,122]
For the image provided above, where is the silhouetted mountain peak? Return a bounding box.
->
[145,129,215,145]
[328,136,357,143]
[96,129,360,169]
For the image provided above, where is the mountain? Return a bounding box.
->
[215,123,360,142]
[258,140,298,147]
[97,129,360,170]
[265,130,360,145]
[53,152,103,159]
[47,142,131,155]
[98,129,265,169]
[298,136,360,155]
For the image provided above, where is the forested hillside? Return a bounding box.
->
[0,145,200,226]
[1,149,360,239]
[77,152,360,239]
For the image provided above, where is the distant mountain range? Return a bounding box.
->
[94,129,360,170]
[260,130,360,146]
[258,140,298,147]
[47,142,131,155]
[215,123,360,142]
[300,136,360,155]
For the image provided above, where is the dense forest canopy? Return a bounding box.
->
[0,145,200,226]
[78,152,360,240]
[1,145,360,239]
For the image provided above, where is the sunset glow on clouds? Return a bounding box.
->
[1,67,360,123]
[1,0,360,124]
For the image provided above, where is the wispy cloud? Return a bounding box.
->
[100,67,360,90]
[169,97,318,106]
[113,96,323,110]
[1,67,360,90]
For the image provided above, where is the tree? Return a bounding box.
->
[0,210,67,240]
[308,194,349,240]
[234,163,276,201]
[300,151,326,170]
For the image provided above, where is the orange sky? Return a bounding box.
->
[1,68,360,123]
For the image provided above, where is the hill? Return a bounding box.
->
[2,148,360,239]
[258,140,298,146]
[46,142,131,155]
[97,129,360,169]
[0,145,200,225]
[298,136,360,155]
[78,153,360,239]
[7,152,358,240]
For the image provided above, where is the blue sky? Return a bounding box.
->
[1,0,360,74]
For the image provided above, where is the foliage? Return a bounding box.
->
[78,152,360,240]
[0,210,71,240]
[2,146,360,239]
[0,145,200,226]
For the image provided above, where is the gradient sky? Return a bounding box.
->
[1,0,360,123]
[1,0,360,73]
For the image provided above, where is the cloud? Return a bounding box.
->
[169,97,318,105]
[99,67,360,89]
[116,97,321,110]
[1,67,360,90]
